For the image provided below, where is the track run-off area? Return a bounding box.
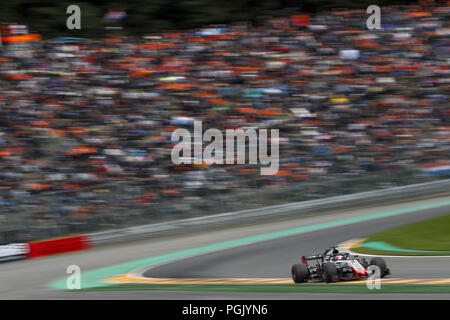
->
[1,195,450,299]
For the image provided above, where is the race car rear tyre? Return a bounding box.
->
[291,263,309,283]
[322,262,338,283]
[370,257,389,278]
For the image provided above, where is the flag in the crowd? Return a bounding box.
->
[339,49,360,60]
[290,14,310,26]
[104,10,127,21]
[420,161,450,175]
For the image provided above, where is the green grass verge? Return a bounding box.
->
[353,213,450,256]
[76,283,450,294]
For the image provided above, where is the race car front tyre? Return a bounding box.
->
[291,263,309,283]
[370,257,389,277]
[322,262,338,283]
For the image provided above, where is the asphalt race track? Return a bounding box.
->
[1,195,450,299]
[144,209,450,280]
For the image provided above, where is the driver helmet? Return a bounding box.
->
[334,254,345,261]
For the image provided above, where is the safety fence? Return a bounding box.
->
[0,168,448,243]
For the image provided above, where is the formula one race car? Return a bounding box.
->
[291,246,390,283]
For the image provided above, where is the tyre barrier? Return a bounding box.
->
[0,243,29,262]
[26,235,92,258]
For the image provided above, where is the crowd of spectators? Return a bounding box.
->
[0,3,449,241]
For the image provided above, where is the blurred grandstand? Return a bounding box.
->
[0,3,449,243]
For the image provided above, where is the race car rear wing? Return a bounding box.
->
[301,254,324,263]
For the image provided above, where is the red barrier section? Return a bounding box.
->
[26,235,91,258]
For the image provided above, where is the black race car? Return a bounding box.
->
[291,246,390,283]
